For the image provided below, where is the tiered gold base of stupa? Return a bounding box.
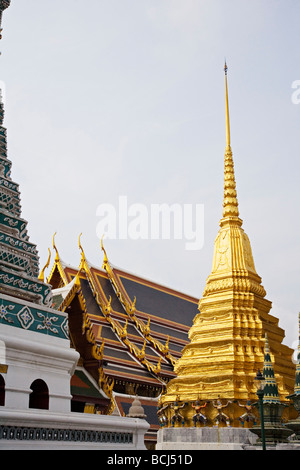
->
[160,215,295,426]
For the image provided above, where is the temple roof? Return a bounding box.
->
[71,367,108,404]
[44,236,198,416]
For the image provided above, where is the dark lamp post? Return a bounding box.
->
[254,370,266,450]
[254,369,266,391]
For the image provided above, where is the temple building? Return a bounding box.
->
[156,63,296,432]
[42,64,298,448]
[43,235,198,447]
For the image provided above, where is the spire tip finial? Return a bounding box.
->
[224,60,228,75]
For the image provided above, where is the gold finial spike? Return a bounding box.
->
[78,233,87,269]
[101,234,108,268]
[79,233,83,255]
[38,248,51,282]
[79,233,84,260]
[53,232,60,262]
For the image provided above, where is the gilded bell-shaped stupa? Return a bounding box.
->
[159,64,295,427]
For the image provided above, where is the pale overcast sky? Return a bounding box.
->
[1,1,299,349]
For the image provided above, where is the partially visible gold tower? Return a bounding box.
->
[159,64,295,427]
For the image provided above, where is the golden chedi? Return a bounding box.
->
[159,64,295,428]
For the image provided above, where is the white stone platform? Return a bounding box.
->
[156,427,258,450]
[0,407,149,450]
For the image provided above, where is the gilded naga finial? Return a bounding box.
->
[101,234,108,268]
[163,336,170,355]
[79,233,84,257]
[138,339,146,360]
[99,339,105,357]
[78,232,88,270]
[129,296,136,316]
[155,356,162,374]
[104,296,112,315]
[120,319,128,340]
[38,248,51,282]
[144,316,151,336]
[53,232,60,262]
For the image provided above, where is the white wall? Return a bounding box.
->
[0,322,79,413]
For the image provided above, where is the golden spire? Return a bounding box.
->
[222,62,240,223]
[224,61,230,150]
[158,63,295,423]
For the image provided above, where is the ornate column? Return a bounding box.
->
[251,335,293,447]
